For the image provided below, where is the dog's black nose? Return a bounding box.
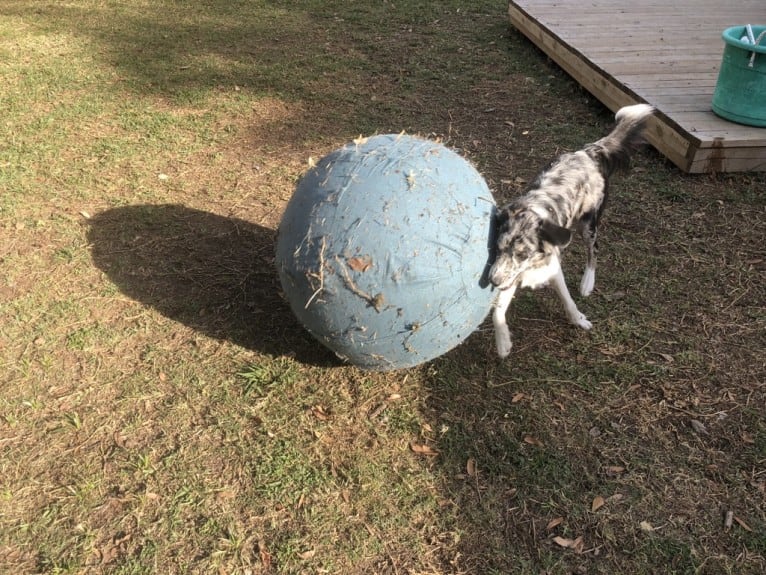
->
[488,267,502,288]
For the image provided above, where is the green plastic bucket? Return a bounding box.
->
[711,25,766,127]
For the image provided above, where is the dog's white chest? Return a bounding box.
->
[518,256,560,289]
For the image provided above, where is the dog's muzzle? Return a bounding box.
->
[489,260,517,290]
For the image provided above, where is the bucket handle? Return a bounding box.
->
[746,25,766,67]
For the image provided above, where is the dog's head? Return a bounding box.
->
[488,207,572,290]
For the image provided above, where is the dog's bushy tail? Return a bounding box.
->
[588,103,654,176]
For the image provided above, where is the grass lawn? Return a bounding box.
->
[1,1,764,574]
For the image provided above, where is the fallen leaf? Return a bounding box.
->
[605,291,627,302]
[553,536,574,548]
[347,256,372,272]
[734,516,753,532]
[409,441,439,456]
[523,435,544,447]
[639,521,654,532]
[98,543,119,565]
[552,535,584,552]
[591,496,606,512]
[113,431,127,449]
[112,430,139,450]
[298,548,316,560]
[113,532,131,545]
[600,345,625,357]
[690,419,708,435]
[546,517,564,530]
[259,540,272,569]
[466,457,477,478]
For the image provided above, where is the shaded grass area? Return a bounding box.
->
[1,1,764,574]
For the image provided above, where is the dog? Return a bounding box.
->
[489,103,654,358]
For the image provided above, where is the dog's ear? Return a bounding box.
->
[539,220,572,247]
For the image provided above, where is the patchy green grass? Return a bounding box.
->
[1,1,764,574]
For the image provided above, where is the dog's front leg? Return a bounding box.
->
[579,212,598,297]
[550,266,593,330]
[492,285,517,358]
[580,265,596,297]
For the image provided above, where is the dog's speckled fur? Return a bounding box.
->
[490,104,654,358]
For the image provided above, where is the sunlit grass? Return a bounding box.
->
[0,1,764,574]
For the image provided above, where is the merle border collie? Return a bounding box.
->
[489,104,654,358]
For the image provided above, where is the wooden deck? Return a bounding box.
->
[508,1,766,173]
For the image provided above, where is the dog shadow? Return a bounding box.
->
[87,204,337,366]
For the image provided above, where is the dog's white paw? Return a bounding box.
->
[495,327,513,358]
[580,268,595,297]
[571,311,592,330]
[497,339,513,358]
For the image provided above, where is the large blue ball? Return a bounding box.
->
[276,134,495,370]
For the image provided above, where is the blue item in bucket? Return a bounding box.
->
[712,25,766,127]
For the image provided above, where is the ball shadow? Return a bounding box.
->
[87,204,338,367]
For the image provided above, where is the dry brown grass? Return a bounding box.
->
[0,1,764,574]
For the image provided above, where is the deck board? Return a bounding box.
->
[508,0,766,172]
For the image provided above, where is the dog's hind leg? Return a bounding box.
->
[492,285,517,358]
[579,211,598,297]
[551,265,593,330]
